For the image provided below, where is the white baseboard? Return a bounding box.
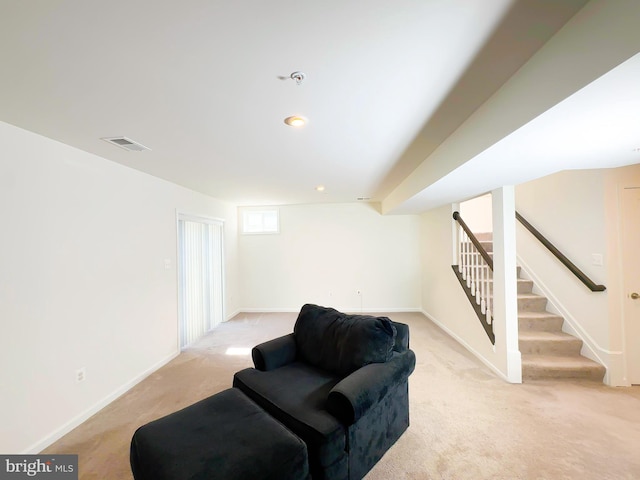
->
[238,306,421,314]
[238,308,300,313]
[25,351,179,454]
[225,309,242,321]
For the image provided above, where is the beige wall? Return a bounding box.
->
[384,0,640,214]
[603,164,640,385]
[516,166,640,385]
[420,205,503,377]
[460,193,492,233]
[0,121,239,453]
[239,203,421,313]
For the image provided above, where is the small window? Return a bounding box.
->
[241,208,279,234]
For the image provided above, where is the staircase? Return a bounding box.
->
[517,271,605,381]
[481,235,606,382]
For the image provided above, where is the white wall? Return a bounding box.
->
[0,121,239,453]
[420,205,504,377]
[459,193,492,233]
[239,203,421,313]
[603,164,640,386]
[384,0,640,214]
[515,169,618,382]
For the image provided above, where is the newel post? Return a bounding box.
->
[492,186,522,383]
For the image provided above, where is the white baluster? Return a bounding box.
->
[480,260,486,312]
[458,225,464,274]
[473,244,482,305]
[465,234,471,287]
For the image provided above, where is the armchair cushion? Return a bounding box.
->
[233,362,345,469]
[293,304,397,376]
[326,350,416,425]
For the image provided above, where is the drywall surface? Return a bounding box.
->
[0,121,239,453]
[603,164,640,385]
[460,193,493,233]
[239,203,421,313]
[384,0,640,214]
[420,205,506,379]
[515,170,614,377]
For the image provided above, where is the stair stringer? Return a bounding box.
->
[516,254,611,383]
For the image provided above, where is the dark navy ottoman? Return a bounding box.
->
[130,388,309,480]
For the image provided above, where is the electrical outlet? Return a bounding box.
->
[76,367,86,383]
[592,254,603,266]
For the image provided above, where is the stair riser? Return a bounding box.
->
[458,266,522,278]
[487,280,533,294]
[518,296,547,312]
[474,233,493,242]
[459,237,606,382]
[519,339,583,356]
[517,280,533,294]
[522,365,605,382]
[460,252,494,264]
[460,241,493,253]
[518,316,564,332]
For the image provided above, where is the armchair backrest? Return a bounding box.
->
[293,304,397,376]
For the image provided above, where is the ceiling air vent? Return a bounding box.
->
[101,136,150,152]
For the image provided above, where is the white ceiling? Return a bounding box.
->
[1,0,636,212]
[394,50,640,212]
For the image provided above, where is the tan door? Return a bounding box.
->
[622,187,640,384]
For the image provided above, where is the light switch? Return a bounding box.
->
[591,254,603,266]
[164,259,172,270]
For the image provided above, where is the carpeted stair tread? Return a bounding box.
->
[517,293,547,301]
[516,279,534,293]
[473,266,522,277]
[522,354,606,381]
[517,293,548,312]
[519,330,581,342]
[519,331,583,355]
[461,235,605,382]
[486,278,533,294]
[474,232,493,241]
[518,310,564,320]
[518,312,564,333]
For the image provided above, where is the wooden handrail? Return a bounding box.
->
[452,211,493,270]
[515,212,606,292]
[452,211,494,344]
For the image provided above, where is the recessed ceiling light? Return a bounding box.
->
[315,185,325,192]
[284,116,307,127]
[357,197,371,201]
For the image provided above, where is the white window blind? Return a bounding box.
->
[178,217,224,348]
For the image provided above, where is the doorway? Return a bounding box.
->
[621,187,640,384]
[177,214,224,349]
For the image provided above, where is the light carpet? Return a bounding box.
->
[43,312,640,479]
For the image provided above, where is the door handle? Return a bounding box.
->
[631,292,640,300]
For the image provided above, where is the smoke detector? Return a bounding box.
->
[290,71,306,85]
[101,136,151,152]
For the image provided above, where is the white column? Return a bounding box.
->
[451,202,460,266]
[492,186,522,383]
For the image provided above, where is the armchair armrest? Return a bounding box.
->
[326,349,416,425]
[251,333,297,371]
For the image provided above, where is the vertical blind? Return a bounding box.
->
[178,218,224,349]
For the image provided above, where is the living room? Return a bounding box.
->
[2,1,640,477]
